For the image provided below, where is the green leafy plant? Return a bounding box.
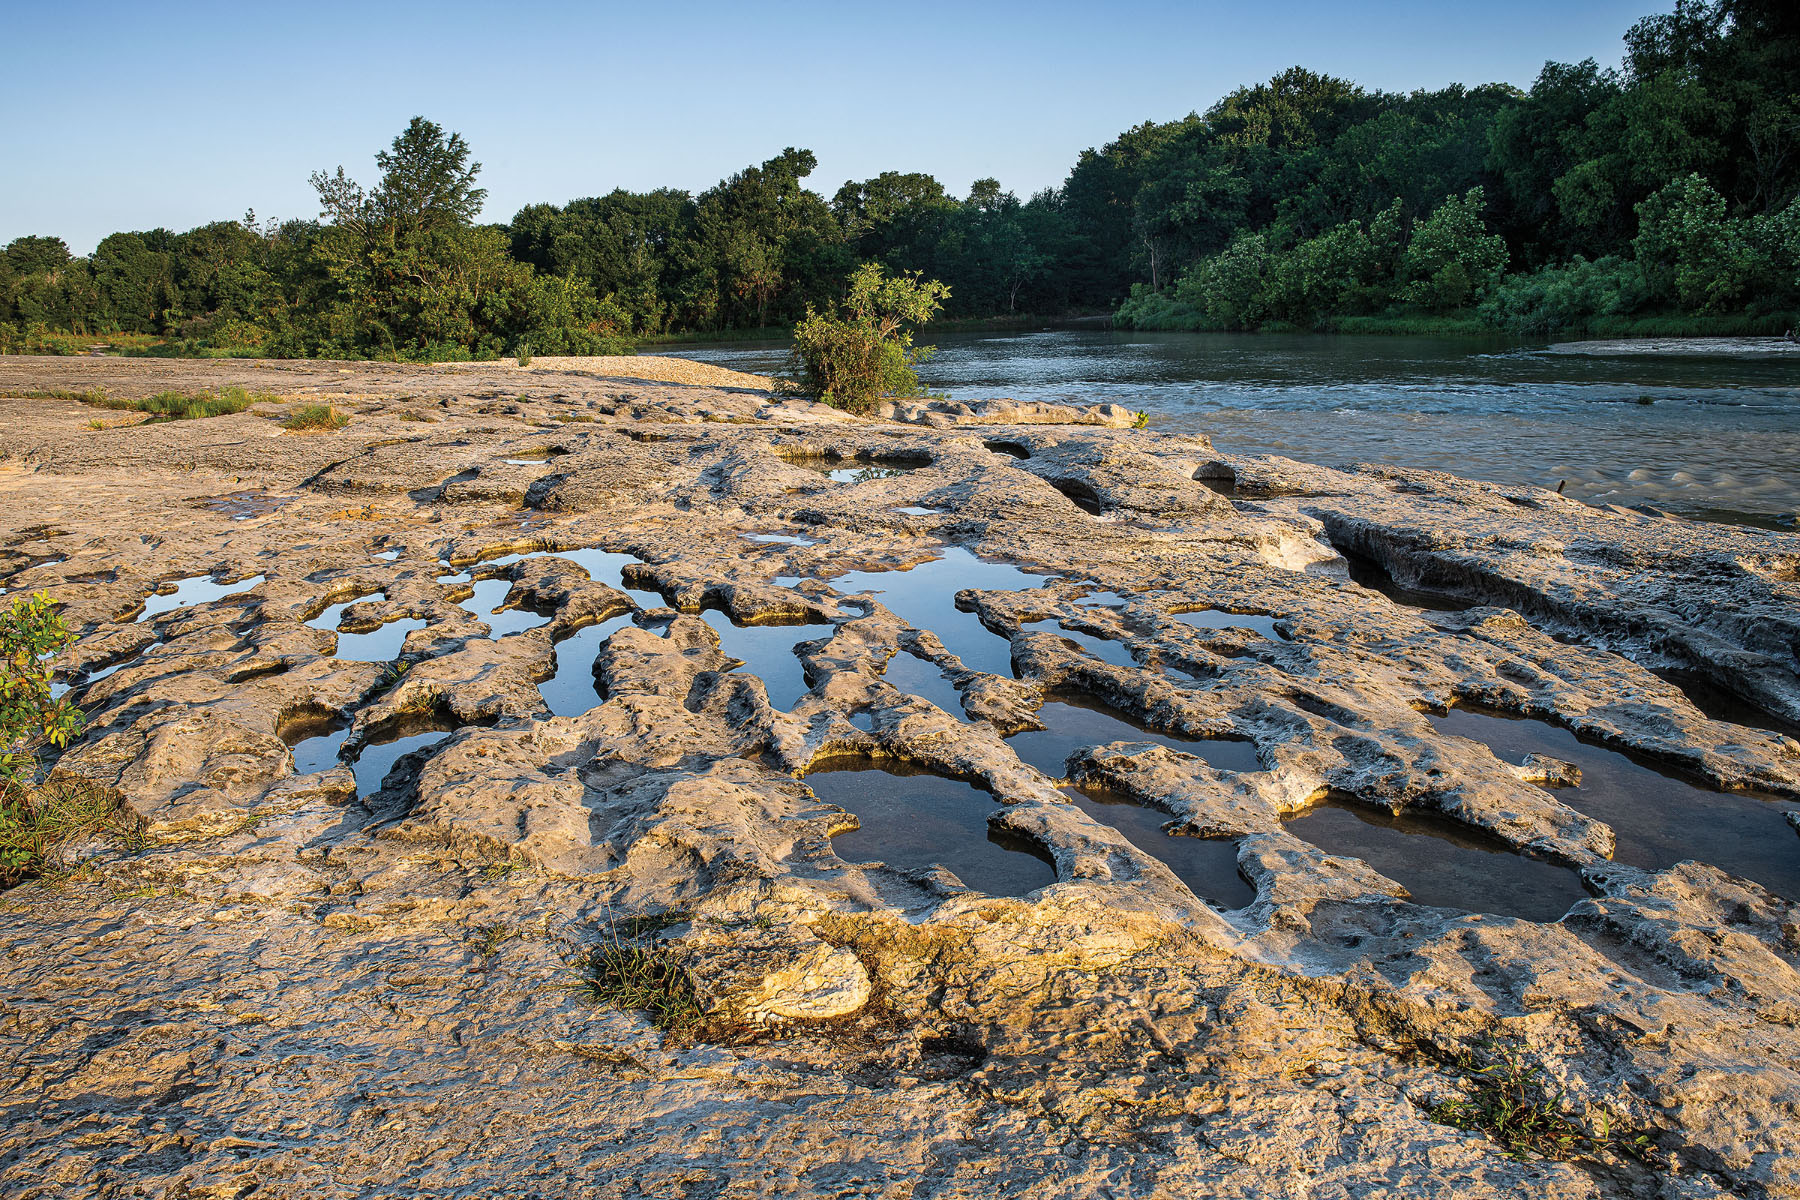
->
[2,592,82,793]
[472,922,516,957]
[281,404,348,431]
[787,263,949,413]
[2,593,105,886]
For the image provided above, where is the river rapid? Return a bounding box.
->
[652,330,1800,527]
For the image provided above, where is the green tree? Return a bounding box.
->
[307,117,611,359]
[1403,188,1509,309]
[1174,233,1273,328]
[91,231,178,332]
[1632,173,1752,309]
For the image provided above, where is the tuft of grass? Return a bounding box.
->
[85,385,273,422]
[613,909,691,938]
[0,780,127,888]
[86,418,104,430]
[473,922,517,957]
[579,941,702,1035]
[3,387,111,404]
[1424,1041,1658,1164]
[281,404,348,432]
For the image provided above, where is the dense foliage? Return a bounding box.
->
[3,0,1796,352]
[1113,0,1800,333]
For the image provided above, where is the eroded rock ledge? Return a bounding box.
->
[1,357,1797,1199]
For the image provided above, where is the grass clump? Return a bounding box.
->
[580,941,702,1035]
[3,387,111,404]
[472,922,517,957]
[1425,1041,1658,1164]
[0,780,120,888]
[281,404,349,432]
[84,385,273,421]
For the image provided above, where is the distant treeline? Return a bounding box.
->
[2,0,1796,359]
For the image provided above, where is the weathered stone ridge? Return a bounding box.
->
[1,356,1797,1199]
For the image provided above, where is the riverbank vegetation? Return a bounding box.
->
[2,0,1794,354]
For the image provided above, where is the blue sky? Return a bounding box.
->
[5,0,1662,253]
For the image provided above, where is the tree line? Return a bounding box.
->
[3,0,1796,358]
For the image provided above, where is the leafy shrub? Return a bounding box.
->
[1479,256,1648,335]
[1113,285,1211,331]
[1176,233,1273,330]
[0,592,110,886]
[1401,188,1509,311]
[788,264,949,413]
[281,404,348,431]
[1,593,81,795]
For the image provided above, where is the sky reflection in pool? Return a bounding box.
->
[701,609,832,711]
[1065,784,1253,909]
[806,757,1055,896]
[828,547,1051,678]
[539,613,635,716]
[1430,706,1799,900]
[1007,695,1260,780]
[351,720,458,797]
[135,573,265,622]
[1287,795,1589,921]
[1170,608,1287,641]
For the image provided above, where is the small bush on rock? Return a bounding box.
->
[787,264,949,413]
[1,593,81,794]
[1,593,111,886]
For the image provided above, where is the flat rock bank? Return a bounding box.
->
[1,355,1797,1199]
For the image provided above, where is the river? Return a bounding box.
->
[650,330,1800,526]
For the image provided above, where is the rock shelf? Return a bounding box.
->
[2,357,1799,1198]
